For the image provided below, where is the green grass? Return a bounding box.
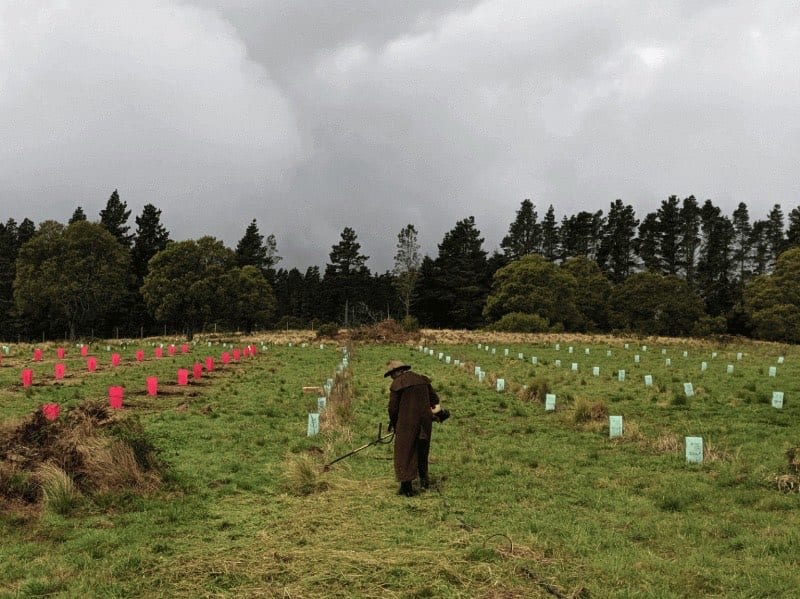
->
[0,334,799,597]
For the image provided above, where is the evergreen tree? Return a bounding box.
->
[131,204,170,280]
[430,216,488,329]
[235,219,267,271]
[99,189,134,248]
[656,195,682,275]
[540,205,559,261]
[500,199,541,259]
[696,200,735,317]
[597,199,639,283]
[412,256,444,327]
[323,227,371,324]
[636,212,661,272]
[731,202,752,284]
[18,218,36,245]
[765,203,785,270]
[561,256,612,331]
[393,224,421,318]
[787,206,800,248]
[69,207,87,224]
[559,210,604,262]
[678,195,701,285]
[750,220,770,276]
[0,220,20,337]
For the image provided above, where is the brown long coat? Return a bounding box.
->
[388,371,439,482]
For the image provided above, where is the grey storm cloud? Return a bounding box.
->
[1,0,799,271]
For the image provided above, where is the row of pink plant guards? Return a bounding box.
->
[25,344,258,420]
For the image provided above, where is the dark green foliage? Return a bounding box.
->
[559,210,603,261]
[322,227,372,324]
[610,272,705,336]
[99,189,134,248]
[488,312,550,333]
[483,254,581,330]
[744,247,800,342]
[417,217,488,329]
[14,220,130,339]
[501,199,540,259]
[598,199,639,283]
[68,207,87,224]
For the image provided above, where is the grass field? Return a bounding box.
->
[1,332,799,598]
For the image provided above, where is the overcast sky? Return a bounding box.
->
[2,1,798,271]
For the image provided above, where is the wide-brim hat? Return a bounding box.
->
[384,360,411,377]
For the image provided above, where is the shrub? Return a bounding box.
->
[692,315,728,337]
[401,315,420,332]
[489,312,550,333]
[316,323,340,338]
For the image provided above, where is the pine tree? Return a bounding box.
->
[431,216,488,328]
[69,207,87,224]
[18,218,36,245]
[323,227,371,324]
[540,205,559,261]
[697,199,735,316]
[501,199,541,259]
[99,189,134,248]
[787,206,800,248]
[765,204,785,270]
[657,196,681,275]
[731,202,752,284]
[750,220,770,276]
[560,210,604,261]
[235,219,267,270]
[597,199,639,283]
[131,204,170,280]
[393,224,421,318]
[636,212,661,272]
[678,195,701,285]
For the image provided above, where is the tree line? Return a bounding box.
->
[2,192,800,342]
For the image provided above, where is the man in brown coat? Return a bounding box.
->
[385,360,440,497]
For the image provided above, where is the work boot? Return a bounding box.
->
[398,481,416,497]
[419,475,430,489]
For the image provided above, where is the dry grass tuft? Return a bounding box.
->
[774,474,800,493]
[0,400,163,509]
[35,462,82,515]
[282,453,329,496]
[651,433,681,454]
[572,398,608,425]
[703,441,734,463]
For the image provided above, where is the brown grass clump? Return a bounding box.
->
[346,319,420,344]
[651,433,681,454]
[520,377,550,403]
[0,400,163,511]
[572,398,609,425]
[322,365,355,431]
[774,474,800,493]
[786,446,800,474]
[282,454,329,496]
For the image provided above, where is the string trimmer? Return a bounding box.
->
[323,423,394,471]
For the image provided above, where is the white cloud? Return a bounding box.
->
[0,0,301,231]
